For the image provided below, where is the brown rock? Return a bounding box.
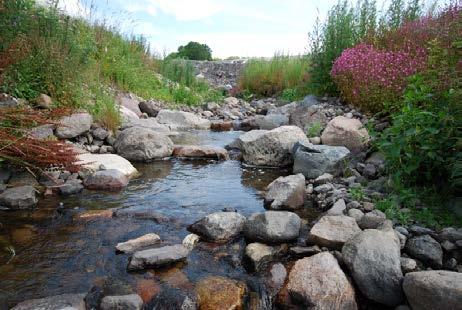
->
[211,121,233,131]
[172,145,229,160]
[196,276,246,310]
[321,116,369,152]
[35,93,53,109]
[287,252,357,310]
[136,279,161,303]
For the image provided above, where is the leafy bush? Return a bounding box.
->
[238,54,309,97]
[167,41,212,61]
[331,44,426,112]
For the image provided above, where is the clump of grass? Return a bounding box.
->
[238,54,309,97]
[306,121,323,138]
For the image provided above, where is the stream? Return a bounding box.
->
[0,131,320,308]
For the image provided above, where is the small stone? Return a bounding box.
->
[362,202,375,211]
[327,199,346,215]
[116,233,161,253]
[409,225,434,236]
[441,240,457,252]
[11,293,86,310]
[359,209,386,229]
[401,257,417,273]
[83,169,129,190]
[347,208,364,222]
[405,235,443,269]
[309,215,361,249]
[35,93,53,109]
[196,276,246,310]
[444,258,458,271]
[289,245,322,257]
[314,173,333,185]
[127,245,189,271]
[59,180,84,196]
[245,242,282,271]
[100,294,143,310]
[0,185,38,209]
[182,233,200,250]
[395,226,409,236]
[188,212,245,243]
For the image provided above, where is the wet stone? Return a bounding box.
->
[127,244,189,271]
[116,233,161,254]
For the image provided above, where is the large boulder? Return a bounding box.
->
[55,112,93,139]
[195,276,246,310]
[309,215,361,249]
[0,185,38,209]
[287,252,357,310]
[100,294,143,310]
[188,212,246,243]
[293,141,350,179]
[77,153,138,178]
[12,293,86,310]
[83,169,129,190]
[156,109,211,130]
[172,145,229,160]
[321,116,370,152]
[235,126,309,167]
[403,271,462,310]
[265,174,305,210]
[244,211,301,243]
[127,245,189,271]
[114,127,173,161]
[342,228,403,306]
[255,113,289,130]
[116,233,161,253]
[405,235,443,269]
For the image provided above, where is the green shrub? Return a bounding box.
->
[238,54,309,97]
[280,88,300,102]
[305,121,323,138]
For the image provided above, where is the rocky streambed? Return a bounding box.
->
[0,93,461,309]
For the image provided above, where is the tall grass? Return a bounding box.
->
[238,54,309,98]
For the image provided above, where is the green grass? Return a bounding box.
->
[0,0,217,130]
[238,54,310,98]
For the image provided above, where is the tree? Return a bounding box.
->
[169,41,212,61]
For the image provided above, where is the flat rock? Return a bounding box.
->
[196,276,246,310]
[0,185,38,209]
[287,252,357,310]
[12,293,86,310]
[188,212,246,243]
[405,235,443,269]
[114,127,174,161]
[244,211,301,244]
[309,215,361,249]
[100,294,143,310]
[235,126,309,167]
[342,228,403,306]
[172,145,229,160]
[293,141,350,179]
[55,112,93,139]
[156,109,211,130]
[403,271,462,310]
[321,116,370,152]
[83,169,129,190]
[116,233,161,253]
[127,244,189,271]
[77,153,138,178]
[265,174,305,210]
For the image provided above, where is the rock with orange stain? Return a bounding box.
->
[157,268,192,289]
[136,279,161,303]
[196,276,246,310]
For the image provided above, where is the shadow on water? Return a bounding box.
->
[0,131,320,308]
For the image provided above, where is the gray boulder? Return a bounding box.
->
[100,294,143,310]
[403,271,462,310]
[342,228,403,306]
[265,174,305,210]
[83,169,129,190]
[188,212,246,243]
[12,293,86,310]
[244,211,301,243]
[287,252,357,310]
[309,215,361,249]
[55,112,93,139]
[127,244,189,271]
[358,209,387,229]
[235,126,309,167]
[405,235,443,269]
[255,113,289,130]
[0,185,38,209]
[293,141,350,179]
[114,127,173,161]
[156,109,210,130]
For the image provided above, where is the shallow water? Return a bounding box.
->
[0,131,319,308]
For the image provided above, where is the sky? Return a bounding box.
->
[50,0,438,58]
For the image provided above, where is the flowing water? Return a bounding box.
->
[0,131,319,308]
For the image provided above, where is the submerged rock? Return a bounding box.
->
[235,126,309,167]
[287,252,357,310]
[309,215,361,249]
[116,233,161,253]
[293,141,350,179]
[244,211,301,244]
[188,212,246,243]
[100,294,143,310]
[403,270,462,310]
[55,112,93,139]
[172,145,229,160]
[114,127,174,161]
[264,174,305,210]
[342,228,403,306]
[12,293,86,310]
[195,276,246,310]
[127,245,189,271]
[0,185,38,209]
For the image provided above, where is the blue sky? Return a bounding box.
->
[52,0,441,58]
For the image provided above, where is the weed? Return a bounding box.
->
[305,121,323,138]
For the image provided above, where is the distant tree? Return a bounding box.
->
[169,41,212,61]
